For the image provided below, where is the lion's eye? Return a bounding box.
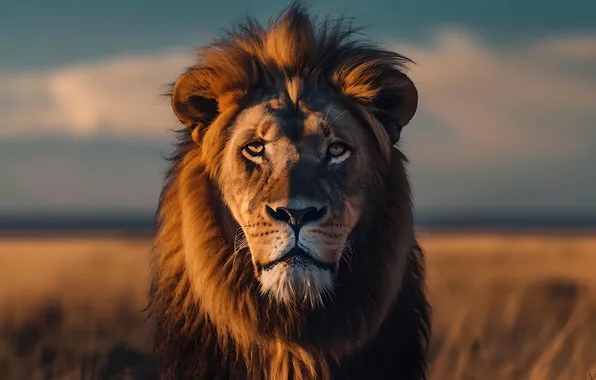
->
[243,142,265,157]
[327,142,349,157]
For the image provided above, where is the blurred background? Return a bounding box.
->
[0,0,595,379]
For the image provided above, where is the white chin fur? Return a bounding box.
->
[259,263,334,307]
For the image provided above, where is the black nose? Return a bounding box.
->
[266,206,327,229]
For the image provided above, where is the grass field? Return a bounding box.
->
[1,232,595,379]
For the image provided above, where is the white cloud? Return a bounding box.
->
[386,30,596,168]
[1,30,595,214]
[2,31,595,150]
[383,30,596,214]
[0,50,194,138]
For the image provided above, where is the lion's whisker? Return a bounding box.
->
[324,105,333,123]
[327,109,347,129]
[340,239,355,272]
[234,228,248,252]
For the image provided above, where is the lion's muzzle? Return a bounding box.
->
[259,246,335,272]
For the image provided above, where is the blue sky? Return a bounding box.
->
[1,0,595,218]
[2,0,594,69]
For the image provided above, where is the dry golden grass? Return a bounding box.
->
[0,237,155,379]
[0,232,595,379]
[421,232,596,380]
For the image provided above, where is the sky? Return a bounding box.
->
[1,0,595,219]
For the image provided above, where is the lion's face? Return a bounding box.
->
[216,95,375,305]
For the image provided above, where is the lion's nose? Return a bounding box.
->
[266,206,327,229]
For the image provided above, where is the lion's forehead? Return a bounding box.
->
[234,99,358,156]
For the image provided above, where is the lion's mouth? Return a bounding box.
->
[260,247,334,272]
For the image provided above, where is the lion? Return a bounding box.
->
[149,3,431,379]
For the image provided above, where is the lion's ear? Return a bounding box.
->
[171,69,219,139]
[373,71,418,144]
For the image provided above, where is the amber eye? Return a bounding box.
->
[327,142,349,157]
[243,142,265,157]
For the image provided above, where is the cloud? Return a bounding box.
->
[376,30,596,214]
[0,50,194,138]
[1,30,595,215]
[2,31,595,147]
[384,30,596,167]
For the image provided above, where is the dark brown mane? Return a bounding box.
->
[149,2,430,379]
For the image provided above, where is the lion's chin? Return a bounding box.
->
[258,260,335,307]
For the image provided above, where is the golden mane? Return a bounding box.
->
[149,3,430,379]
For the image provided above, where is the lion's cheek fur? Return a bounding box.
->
[178,156,264,346]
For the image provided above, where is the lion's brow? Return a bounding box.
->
[323,110,348,134]
[257,119,274,139]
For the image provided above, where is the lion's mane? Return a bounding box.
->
[149,3,431,379]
